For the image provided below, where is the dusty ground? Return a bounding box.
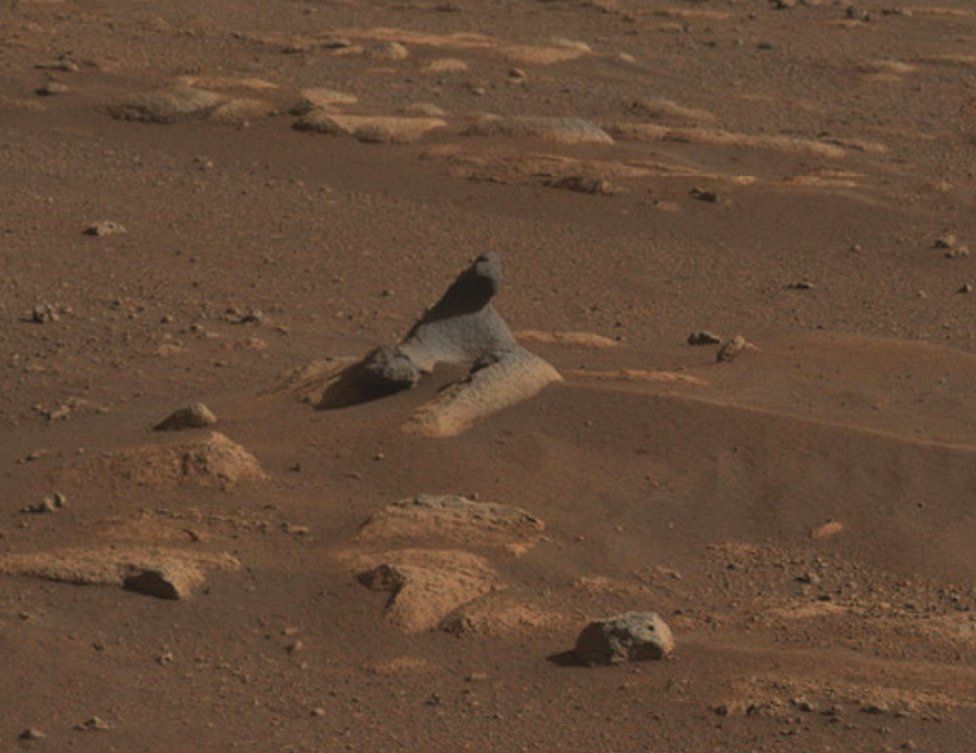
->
[3,0,976,750]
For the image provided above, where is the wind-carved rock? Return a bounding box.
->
[363,253,517,388]
[319,253,562,437]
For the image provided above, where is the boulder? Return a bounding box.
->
[574,611,675,665]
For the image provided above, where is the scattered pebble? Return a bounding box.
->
[811,520,844,539]
[30,303,60,323]
[223,307,265,324]
[689,187,718,203]
[19,728,45,741]
[74,717,111,732]
[84,220,127,236]
[370,41,409,61]
[545,176,618,195]
[687,331,722,345]
[716,335,749,362]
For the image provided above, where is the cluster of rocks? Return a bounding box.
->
[20,492,67,514]
[688,330,754,362]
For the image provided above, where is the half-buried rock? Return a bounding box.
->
[154,402,218,431]
[357,494,545,552]
[106,86,226,123]
[574,611,675,665]
[294,111,446,143]
[106,86,274,126]
[322,252,561,436]
[463,115,614,145]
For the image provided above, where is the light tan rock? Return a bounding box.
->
[295,111,447,143]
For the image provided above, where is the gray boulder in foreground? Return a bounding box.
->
[574,611,675,665]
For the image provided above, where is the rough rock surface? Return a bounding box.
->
[574,611,675,665]
[357,494,545,548]
[440,592,566,637]
[356,548,501,632]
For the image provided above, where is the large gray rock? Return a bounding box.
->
[362,252,521,389]
[574,611,675,665]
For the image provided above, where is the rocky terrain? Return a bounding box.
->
[3,0,976,750]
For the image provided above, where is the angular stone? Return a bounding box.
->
[574,611,675,665]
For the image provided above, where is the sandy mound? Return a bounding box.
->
[357,494,545,551]
[440,592,568,637]
[355,549,502,632]
[66,431,265,488]
[0,546,240,599]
